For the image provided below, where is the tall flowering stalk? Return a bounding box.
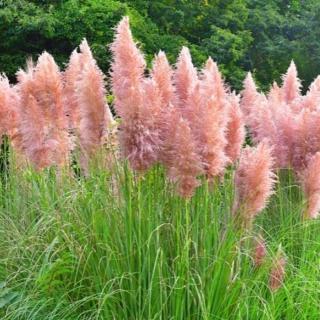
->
[225,92,245,164]
[281,60,301,106]
[300,152,320,219]
[17,53,69,169]
[253,235,267,267]
[111,16,161,171]
[75,40,113,171]
[269,250,286,291]
[165,112,203,198]
[174,47,198,108]
[0,75,20,143]
[233,142,276,229]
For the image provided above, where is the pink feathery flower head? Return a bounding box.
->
[240,72,261,117]
[281,60,301,105]
[253,235,267,267]
[183,81,229,178]
[233,141,276,228]
[225,92,245,164]
[76,50,113,161]
[111,17,163,171]
[0,75,20,141]
[201,57,227,104]
[268,81,282,104]
[118,78,163,171]
[17,52,69,169]
[303,75,320,111]
[63,49,83,131]
[240,72,267,140]
[165,112,203,198]
[269,251,286,291]
[110,16,146,120]
[151,50,175,107]
[174,46,198,108]
[300,152,320,219]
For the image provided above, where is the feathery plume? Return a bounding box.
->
[111,16,145,120]
[269,251,286,291]
[174,47,198,108]
[300,152,320,219]
[17,53,69,169]
[166,114,203,198]
[111,17,161,171]
[233,142,276,228]
[0,75,20,141]
[240,72,261,117]
[225,92,245,164]
[76,45,113,167]
[253,235,267,267]
[282,60,301,105]
[268,81,282,104]
[63,49,82,131]
[201,57,227,103]
[151,51,175,107]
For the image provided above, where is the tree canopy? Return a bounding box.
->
[1,0,320,91]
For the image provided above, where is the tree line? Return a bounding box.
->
[1,0,320,91]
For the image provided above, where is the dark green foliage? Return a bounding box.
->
[0,0,320,90]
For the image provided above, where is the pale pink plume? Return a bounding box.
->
[76,51,113,163]
[303,75,320,111]
[201,58,230,133]
[174,47,198,107]
[225,92,245,164]
[111,16,145,120]
[17,52,69,169]
[240,72,261,117]
[201,57,227,103]
[165,113,203,198]
[233,142,276,227]
[111,17,163,171]
[184,82,228,178]
[240,72,267,140]
[63,49,82,131]
[151,51,175,107]
[281,60,301,105]
[0,75,20,141]
[300,152,320,219]
[269,253,286,291]
[268,81,282,104]
[253,235,267,267]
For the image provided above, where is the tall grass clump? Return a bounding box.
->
[0,16,319,320]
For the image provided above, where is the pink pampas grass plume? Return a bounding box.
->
[0,75,20,141]
[303,76,320,111]
[225,92,245,164]
[63,49,82,131]
[76,51,113,162]
[253,235,267,267]
[111,17,162,171]
[111,16,145,120]
[165,113,203,198]
[77,40,113,146]
[300,152,320,219]
[282,60,301,105]
[240,72,261,117]
[268,81,282,104]
[151,51,175,107]
[185,82,228,178]
[269,251,286,291]
[17,53,69,169]
[174,47,198,107]
[233,141,276,228]
[201,57,227,104]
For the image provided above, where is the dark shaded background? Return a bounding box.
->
[1,0,319,91]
